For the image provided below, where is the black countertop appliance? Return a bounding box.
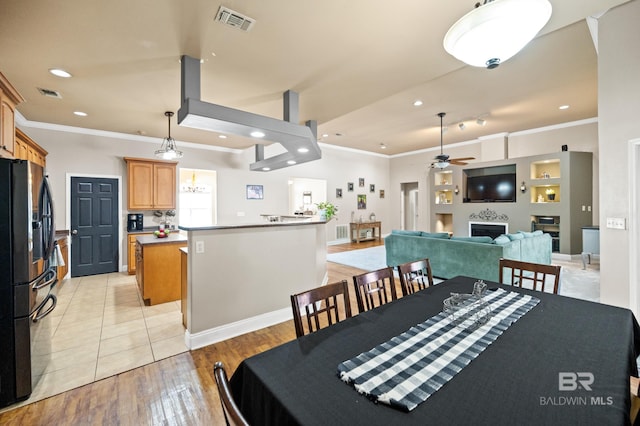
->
[0,158,57,407]
[127,213,144,231]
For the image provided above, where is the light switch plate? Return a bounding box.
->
[196,240,205,253]
[606,217,626,230]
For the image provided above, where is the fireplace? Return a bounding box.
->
[469,222,508,239]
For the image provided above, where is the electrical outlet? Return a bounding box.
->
[606,217,626,230]
[196,240,205,253]
[588,206,591,212]
[581,205,586,212]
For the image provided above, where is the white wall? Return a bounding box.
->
[18,123,391,269]
[597,0,640,311]
[388,120,599,232]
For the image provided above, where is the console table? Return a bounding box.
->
[349,221,381,243]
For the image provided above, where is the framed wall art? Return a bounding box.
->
[357,194,367,209]
[246,184,264,200]
[348,182,354,192]
[370,184,375,193]
[336,188,343,198]
[359,178,365,187]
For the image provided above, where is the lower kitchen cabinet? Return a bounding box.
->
[56,236,69,281]
[135,236,187,305]
[128,232,152,274]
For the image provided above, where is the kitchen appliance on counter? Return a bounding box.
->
[127,213,144,231]
[0,158,57,407]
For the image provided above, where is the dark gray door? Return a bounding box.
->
[70,177,119,277]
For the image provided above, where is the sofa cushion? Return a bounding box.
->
[493,235,511,245]
[507,233,524,241]
[532,230,543,236]
[421,231,450,239]
[518,231,536,238]
[450,236,493,244]
[391,229,422,236]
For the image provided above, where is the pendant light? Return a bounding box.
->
[155,111,183,160]
[443,0,552,69]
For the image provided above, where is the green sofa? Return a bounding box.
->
[385,230,552,282]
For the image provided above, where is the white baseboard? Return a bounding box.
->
[185,307,293,350]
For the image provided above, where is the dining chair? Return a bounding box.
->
[213,362,250,426]
[290,280,353,338]
[631,376,640,425]
[499,258,562,294]
[352,266,398,313]
[397,258,434,296]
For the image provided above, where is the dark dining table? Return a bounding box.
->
[230,276,640,425]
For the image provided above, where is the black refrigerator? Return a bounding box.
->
[0,158,57,407]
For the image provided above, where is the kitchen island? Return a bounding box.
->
[179,220,327,349]
[135,233,187,305]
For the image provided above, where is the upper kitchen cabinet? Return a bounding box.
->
[15,128,47,167]
[0,72,25,158]
[125,157,177,210]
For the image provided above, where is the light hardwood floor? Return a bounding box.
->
[0,240,383,425]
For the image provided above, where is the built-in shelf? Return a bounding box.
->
[531,159,560,180]
[434,170,453,186]
[435,189,453,205]
[531,184,560,203]
[531,215,560,252]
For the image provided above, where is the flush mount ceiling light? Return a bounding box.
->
[476,118,486,126]
[49,68,72,78]
[155,111,183,160]
[177,55,321,171]
[443,0,552,69]
[458,122,466,131]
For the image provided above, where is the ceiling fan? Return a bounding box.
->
[431,112,475,169]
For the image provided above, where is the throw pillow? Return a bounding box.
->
[420,232,450,239]
[391,229,422,236]
[517,231,535,238]
[493,235,511,244]
[506,233,524,241]
[450,236,494,243]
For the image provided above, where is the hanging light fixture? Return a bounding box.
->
[443,0,552,69]
[155,111,183,160]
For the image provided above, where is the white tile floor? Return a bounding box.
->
[1,271,188,413]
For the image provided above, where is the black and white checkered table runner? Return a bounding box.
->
[338,288,540,412]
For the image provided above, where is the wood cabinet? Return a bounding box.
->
[125,157,177,210]
[135,238,187,305]
[180,248,187,327]
[56,236,69,281]
[128,233,152,274]
[0,72,25,158]
[15,128,47,166]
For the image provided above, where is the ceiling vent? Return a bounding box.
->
[37,87,62,99]
[214,6,255,31]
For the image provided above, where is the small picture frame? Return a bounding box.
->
[336,188,343,198]
[347,182,354,192]
[379,189,385,199]
[246,184,264,200]
[357,194,367,210]
[359,178,365,187]
[370,184,375,193]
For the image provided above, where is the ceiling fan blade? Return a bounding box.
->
[449,160,468,165]
[450,157,475,162]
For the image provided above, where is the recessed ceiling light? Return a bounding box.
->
[322,134,329,138]
[262,167,270,171]
[73,111,87,117]
[287,160,296,165]
[413,100,423,107]
[297,148,309,153]
[218,134,227,139]
[458,123,466,130]
[250,131,265,138]
[476,118,486,126]
[49,68,72,78]
[559,105,570,110]
[380,143,387,149]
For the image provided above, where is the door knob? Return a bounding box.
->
[72,229,78,235]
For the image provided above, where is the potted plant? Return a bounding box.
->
[545,188,556,201]
[316,202,338,221]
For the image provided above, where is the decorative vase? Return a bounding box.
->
[547,194,555,201]
[318,209,327,220]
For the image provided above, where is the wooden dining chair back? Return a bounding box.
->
[290,280,352,338]
[352,267,398,313]
[214,362,250,426]
[397,258,434,296]
[499,258,562,294]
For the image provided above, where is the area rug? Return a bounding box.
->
[327,246,600,302]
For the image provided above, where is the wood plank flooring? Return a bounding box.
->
[0,240,383,425]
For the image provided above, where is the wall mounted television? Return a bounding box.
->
[463,165,516,203]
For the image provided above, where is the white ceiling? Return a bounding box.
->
[0,0,628,157]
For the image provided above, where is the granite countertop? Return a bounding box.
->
[136,233,188,246]
[179,220,326,231]
[128,226,176,234]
